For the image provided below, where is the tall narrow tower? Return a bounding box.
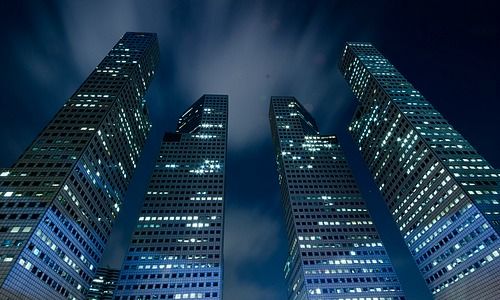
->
[339,42,500,299]
[114,95,227,300]
[269,96,405,300]
[0,32,159,299]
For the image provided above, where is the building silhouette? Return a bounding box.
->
[269,96,405,300]
[114,95,227,300]
[340,42,500,299]
[0,32,159,299]
[87,267,120,300]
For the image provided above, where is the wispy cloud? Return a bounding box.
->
[47,1,371,150]
[224,207,282,299]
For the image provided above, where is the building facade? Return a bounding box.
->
[0,32,159,299]
[340,42,500,299]
[269,96,405,300]
[114,95,227,300]
[87,267,120,300]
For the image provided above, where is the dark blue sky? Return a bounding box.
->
[0,1,498,299]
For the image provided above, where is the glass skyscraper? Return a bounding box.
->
[269,96,405,300]
[0,32,159,299]
[340,42,500,299]
[87,267,120,300]
[114,95,227,300]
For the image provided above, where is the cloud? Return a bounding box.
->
[172,3,353,149]
[58,0,142,78]
[12,1,371,154]
[224,207,281,299]
[224,207,280,264]
[52,1,365,150]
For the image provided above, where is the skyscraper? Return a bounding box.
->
[114,95,227,300]
[0,32,159,299]
[269,96,405,300]
[340,42,500,299]
[87,267,120,300]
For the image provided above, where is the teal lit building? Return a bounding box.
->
[340,42,500,299]
[269,96,405,300]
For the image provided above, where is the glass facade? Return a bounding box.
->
[0,32,159,299]
[87,267,120,300]
[269,96,405,300]
[114,95,227,300]
[340,42,500,299]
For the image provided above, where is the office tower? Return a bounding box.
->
[114,95,227,300]
[87,267,120,300]
[269,96,405,300]
[339,42,500,299]
[0,32,159,299]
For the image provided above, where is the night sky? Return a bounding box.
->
[0,1,498,299]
